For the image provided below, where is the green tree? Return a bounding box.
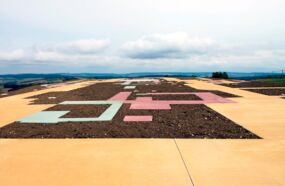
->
[212,72,229,79]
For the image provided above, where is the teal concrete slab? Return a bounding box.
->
[121,82,131,85]
[136,93,148,96]
[58,102,123,122]
[19,111,69,123]
[60,100,122,105]
[124,86,136,89]
[19,100,124,124]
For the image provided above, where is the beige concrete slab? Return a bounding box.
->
[0,97,53,127]
[0,139,192,186]
[197,78,237,84]
[1,78,285,186]
[176,139,285,186]
[206,97,285,139]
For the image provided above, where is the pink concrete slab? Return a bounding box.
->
[108,92,132,101]
[123,115,153,122]
[117,91,235,111]
[130,103,171,110]
[157,100,205,105]
[143,92,194,95]
[143,92,235,103]
[195,93,235,103]
[135,97,153,102]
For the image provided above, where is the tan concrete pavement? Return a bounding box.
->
[176,139,285,186]
[0,139,192,186]
[1,78,285,186]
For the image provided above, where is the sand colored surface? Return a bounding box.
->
[198,77,237,84]
[176,139,285,186]
[1,78,285,186]
[0,139,191,186]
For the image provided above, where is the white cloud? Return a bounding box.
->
[0,39,110,64]
[0,49,28,60]
[0,35,285,73]
[58,39,110,53]
[36,39,110,54]
[121,32,218,59]
[23,39,110,65]
[33,50,104,64]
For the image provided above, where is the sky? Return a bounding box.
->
[0,0,285,74]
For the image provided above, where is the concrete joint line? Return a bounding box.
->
[174,139,195,186]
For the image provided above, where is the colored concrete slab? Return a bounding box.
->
[0,139,192,186]
[121,82,131,85]
[60,100,122,105]
[135,92,235,103]
[20,101,124,123]
[19,111,69,123]
[124,86,136,89]
[109,92,132,100]
[130,103,171,110]
[135,97,153,102]
[124,115,153,122]
[136,93,148,96]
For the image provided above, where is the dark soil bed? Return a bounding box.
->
[147,94,202,100]
[0,79,258,139]
[28,82,124,104]
[221,81,285,88]
[0,104,259,139]
[243,88,285,96]
[128,80,240,100]
[46,105,110,118]
[28,81,240,104]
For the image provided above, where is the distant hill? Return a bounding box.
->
[0,72,282,80]
[0,72,283,93]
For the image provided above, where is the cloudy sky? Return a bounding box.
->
[0,0,285,74]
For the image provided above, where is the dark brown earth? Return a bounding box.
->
[143,94,202,100]
[0,104,259,139]
[27,80,240,104]
[243,88,285,96]
[47,105,110,118]
[221,81,285,88]
[27,82,123,104]
[0,79,259,139]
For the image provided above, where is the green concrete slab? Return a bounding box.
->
[124,86,136,89]
[19,111,69,123]
[20,101,123,123]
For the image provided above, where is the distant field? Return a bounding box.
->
[256,78,285,85]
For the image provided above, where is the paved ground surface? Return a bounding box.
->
[0,78,285,186]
